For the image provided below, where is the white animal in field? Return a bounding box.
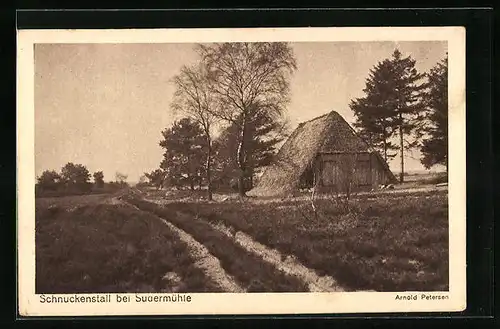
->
[378,184,395,190]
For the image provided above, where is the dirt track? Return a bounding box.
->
[122,198,245,293]
[210,221,345,292]
[133,194,346,293]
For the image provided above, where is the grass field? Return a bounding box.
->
[35,193,111,209]
[35,195,221,293]
[146,190,449,292]
[34,184,448,293]
[403,171,447,183]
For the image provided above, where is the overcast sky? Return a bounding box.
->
[35,41,447,182]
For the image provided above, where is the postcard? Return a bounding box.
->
[17,26,466,316]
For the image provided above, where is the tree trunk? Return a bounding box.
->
[236,115,247,197]
[237,173,245,196]
[383,126,388,162]
[383,140,388,163]
[399,113,404,184]
[206,139,213,201]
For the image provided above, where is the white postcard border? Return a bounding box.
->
[17,26,466,316]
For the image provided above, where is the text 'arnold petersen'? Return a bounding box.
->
[39,294,192,304]
[395,294,449,301]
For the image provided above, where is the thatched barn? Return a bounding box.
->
[248,111,397,197]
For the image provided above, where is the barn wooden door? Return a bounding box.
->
[321,161,337,186]
[355,159,371,186]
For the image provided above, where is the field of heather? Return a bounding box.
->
[132,188,449,292]
[35,182,448,293]
[35,194,221,293]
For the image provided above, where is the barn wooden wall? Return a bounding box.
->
[313,152,390,192]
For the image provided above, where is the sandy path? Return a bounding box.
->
[121,199,245,293]
[139,195,345,292]
[101,196,125,205]
[208,221,345,292]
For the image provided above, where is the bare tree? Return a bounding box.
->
[196,42,297,197]
[115,172,128,187]
[171,63,219,201]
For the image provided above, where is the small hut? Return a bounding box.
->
[248,111,396,197]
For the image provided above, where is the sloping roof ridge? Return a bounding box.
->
[316,110,342,149]
[322,111,396,181]
[279,110,336,161]
[333,112,397,182]
[295,110,340,148]
[300,110,387,157]
[274,117,311,158]
[340,113,374,152]
[297,111,333,126]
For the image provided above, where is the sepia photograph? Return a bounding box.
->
[17,27,466,316]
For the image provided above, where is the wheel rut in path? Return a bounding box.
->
[139,197,344,292]
[206,220,345,292]
[122,200,245,293]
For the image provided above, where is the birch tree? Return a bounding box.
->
[196,42,297,196]
[171,65,218,200]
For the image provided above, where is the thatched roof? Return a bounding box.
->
[248,111,396,197]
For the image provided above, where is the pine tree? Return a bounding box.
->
[159,118,206,190]
[350,49,427,183]
[420,55,448,171]
[213,109,288,190]
[60,163,92,191]
[37,170,62,191]
[93,171,104,188]
[350,75,398,162]
[390,49,427,183]
[145,169,166,190]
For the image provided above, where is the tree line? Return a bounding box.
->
[145,44,448,199]
[350,49,448,183]
[36,162,129,196]
[146,42,296,200]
